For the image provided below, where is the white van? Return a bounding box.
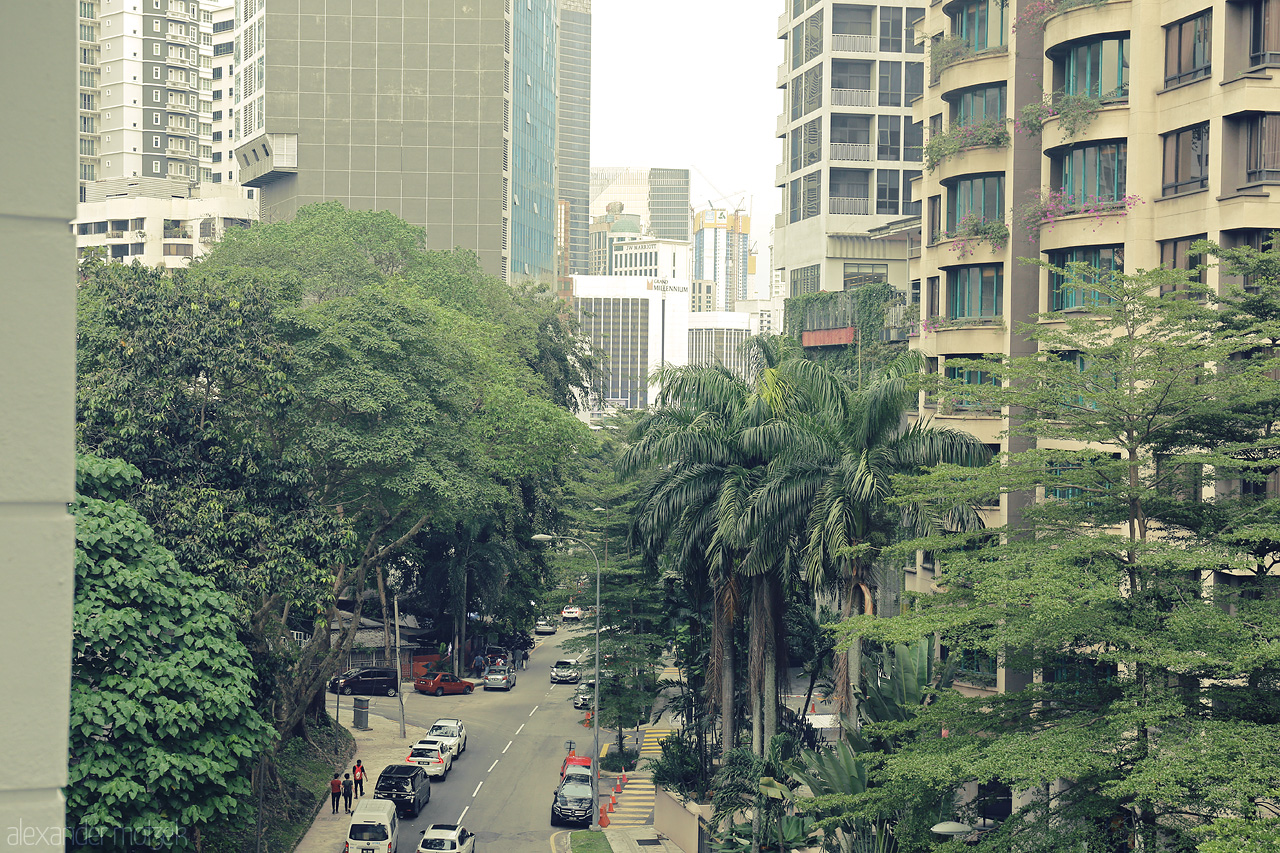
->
[345,798,398,853]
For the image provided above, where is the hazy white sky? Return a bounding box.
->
[589,0,784,258]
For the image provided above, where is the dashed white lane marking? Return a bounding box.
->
[458,806,469,823]
[472,781,484,797]
[516,723,525,735]
[503,740,513,754]
[529,706,539,717]
[488,759,499,772]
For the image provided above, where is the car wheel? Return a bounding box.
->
[463,685,472,695]
[442,767,448,781]
[435,687,444,697]
[386,687,398,697]
[341,686,352,695]
[550,812,559,827]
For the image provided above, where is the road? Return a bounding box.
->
[364,628,592,851]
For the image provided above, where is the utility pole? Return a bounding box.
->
[394,594,406,739]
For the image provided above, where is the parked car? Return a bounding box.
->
[414,671,475,697]
[534,618,557,635]
[572,680,595,709]
[550,777,594,826]
[328,667,399,697]
[550,659,581,684]
[374,764,431,818]
[416,823,476,852]
[561,605,583,621]
[561,753,593,778]
[346,799,399,853]
[427,718,468,756]
[484,665,517,690]
[406,739,453,779]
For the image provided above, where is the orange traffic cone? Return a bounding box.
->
[811,702,816,713]
[598,808,611,828]
[620,772,628,785]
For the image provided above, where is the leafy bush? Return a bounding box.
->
[1015,91,1105,140]
[645,731,705,800]
[600,746,639,773]
[946,213,1010,258]
[924,118,1011,170]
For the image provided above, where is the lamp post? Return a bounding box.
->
[532,532,602,831]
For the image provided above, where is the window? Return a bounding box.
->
[832,59,873,90]
[791,66,824,119]
[927,195,942,244]
[151,160,161,174]
[878,61,902,106]
[214,42,233,57]
[906,7,925,53]
[877,170,901,214]
[945,355,999,409]
[954,84,1005,125]
[212,66,223,80]
[833,4,874,34]
[903,169,922,214]
[1056,141,1127,203]
[878,115,901,159]
[1061,37,1130,101]
[831,168,870,203]
[946,174,1003,231]
[790,10,824,68]
[1161,123,1210,196]
[1246,113,1280,183]
[789,171,821,223]
[904,119,924,161]
[904,61,924,103]
[212,19,234,34]
[1251,0,1280,67]
[1047,246,1123,310]
[927,275,941,317]
[790,264,821,296]
[1165,11,1211,85]
[1158,235,1206,296]
[831,114,872,146]
[881,6,903,51]
[948,265,1002,319]
[790,118,822,171]
[151,134,161,147]
[844,263,889,288]
[949,0,1003,50]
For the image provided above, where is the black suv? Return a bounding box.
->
[374,764,431,818]
[328,667,399,696]
[550,776,594,826]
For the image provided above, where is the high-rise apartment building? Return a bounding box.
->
[693,208,753,310]
[771,0,925,299]
[591,167,692,241]
[557,0,591,276]
[233,0,556,282]
[77,0,216,195]
[588,202,643,274]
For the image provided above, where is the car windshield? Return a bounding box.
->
[349,825,389,841]
[430,725,458,737]
[339,669,360,679]
[418,840,457,851]
[377,778,411,792]
[558,784,593,805]
[564,772,592,786]
[554,661,575,668]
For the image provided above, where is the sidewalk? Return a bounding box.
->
[293,708,427,853]
[601,825,684,853]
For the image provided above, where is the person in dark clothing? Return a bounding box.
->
[472,654,485,679]
[329,773,342,814]
[352,759,366,797]
[342,773,354,813]
[521,649,529,670]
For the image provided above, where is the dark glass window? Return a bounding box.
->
[946,174,1003,231]
[878,115,901,159]
[954,84,1005,125]
[949,0,1002,50]
[906,8,925,53]
[905,61,924,103]
[903,169,922,215]
[831,168,870,200]
[1158,235,1206,296]
[845,262,889,288]
[1246,113,1280,183]
[879,61,902,106]
[1251,0,1280,67]
[791,118,822,172]
[1061,37,1130,100]
[1161,123,1210,196]
[832,59,874,90]
[831,114,872,145]
[927,195,942,244]
[881,6,903,51]
[877,170,901,215]
[904,119,924,161]
[1047,245,1123,310]
[790,263,821,295]
[833,4,875,35]
[948,265,1003,319]
[1164,11,1211,85]
[1057,141,1127,203]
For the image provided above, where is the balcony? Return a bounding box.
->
[1043,0,1131,55]
[776,162,789,185]
[830,142,872,162]
[777,62,790,89]
[777,11,789,35]
[831,88,874,107]
[831,33,877,54]
[829,196,871,215]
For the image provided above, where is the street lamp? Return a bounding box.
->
[532,532,603,831]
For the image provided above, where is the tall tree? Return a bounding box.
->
[843,262,1280,851]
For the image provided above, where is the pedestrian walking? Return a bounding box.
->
[352,759,366,797]
[342,773,354,813]
[472,653,485,679]
[521,649,529,670]
[329,773,342,814]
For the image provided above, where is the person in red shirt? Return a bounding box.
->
[352,760,366,797]
[329,773,342,814]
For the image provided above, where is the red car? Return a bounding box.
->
[414,671,476,696]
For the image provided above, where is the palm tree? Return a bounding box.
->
[743,351,989,717]
[621,336,809,757]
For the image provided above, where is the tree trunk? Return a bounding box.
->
[375,563,392,661]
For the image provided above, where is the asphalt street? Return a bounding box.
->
[346,627,592,852]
